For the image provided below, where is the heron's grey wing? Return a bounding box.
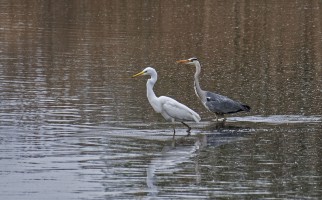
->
[205,91,246,114]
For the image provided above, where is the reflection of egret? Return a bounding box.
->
[177,57,251,122]
[146,135,206,197]
[132,67,201,137]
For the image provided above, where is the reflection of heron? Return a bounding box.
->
[176,57,250,122]
[132,67,201,137]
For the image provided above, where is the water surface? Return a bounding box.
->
[0,1,321,199]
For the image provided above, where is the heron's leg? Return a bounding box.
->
[216,113,226,122]
[216,114,226,128]
[172,121,176,139]
[181,122,191,135]
[223,115,227,122]
[214,113,219,122]
[217,114,224,122]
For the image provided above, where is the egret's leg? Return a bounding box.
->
[172,122,176,139]
[181,122,191,135]
[171,137,176,148]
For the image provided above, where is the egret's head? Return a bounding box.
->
[176,57,198,66]
[132,67,156,78]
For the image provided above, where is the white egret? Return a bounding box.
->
[132,67,201,137]
[176,57,250,122]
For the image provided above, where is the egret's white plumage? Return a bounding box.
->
[132,67,200,137]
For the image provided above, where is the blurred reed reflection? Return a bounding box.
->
[1,0,321,125]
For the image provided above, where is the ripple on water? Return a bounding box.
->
[229,115,321,124]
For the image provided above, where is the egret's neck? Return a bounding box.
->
[147,76,157,99]
[194,61,204,99]
[146,73,161,113]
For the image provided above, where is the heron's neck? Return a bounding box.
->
[194,62,204,99]
[146,73,161,112]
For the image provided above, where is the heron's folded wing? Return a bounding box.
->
[206,92,245,114]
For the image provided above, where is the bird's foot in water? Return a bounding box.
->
[181,122,192,136]
[186,130,191,137]
[211,118,226,122]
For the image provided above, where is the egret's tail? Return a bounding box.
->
[192,112,201,122]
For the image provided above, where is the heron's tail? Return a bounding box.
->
[242,104,251,112]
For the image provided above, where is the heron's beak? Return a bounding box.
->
[176,59,189,64]
[132,70,145,78]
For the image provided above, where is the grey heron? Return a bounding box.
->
[132,67,201,137]
[176,57,250,122]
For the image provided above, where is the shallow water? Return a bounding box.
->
[0,1,322,199]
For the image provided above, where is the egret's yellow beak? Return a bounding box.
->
[132,70,145,78]
[176,59,189,64]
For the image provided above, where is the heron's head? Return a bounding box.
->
[176,57,199,66]
[132,67,156,78]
